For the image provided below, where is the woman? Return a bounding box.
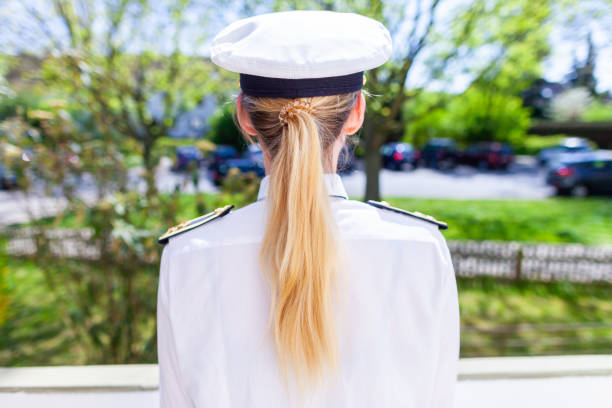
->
[157,10,459,408]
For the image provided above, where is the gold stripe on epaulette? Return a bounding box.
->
[158,204,234,244]
[366,200,448,230]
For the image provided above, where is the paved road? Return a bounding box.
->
[151,155,554,199]
[341,165,554,199]
[0,156,554,226]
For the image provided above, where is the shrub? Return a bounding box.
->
[207,102,246,152]
[405,88,531,147]
[582,100,612,122]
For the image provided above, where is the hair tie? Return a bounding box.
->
[279,98,312,125]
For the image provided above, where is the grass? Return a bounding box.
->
[2,256,611,364]
[458,277,612,356]
[384,197,612,245]
[0,256,74,366]
[5,193,612,363]
[27,195,612,246]
[173,195,612,246]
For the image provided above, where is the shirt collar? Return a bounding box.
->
[257,173,349,201]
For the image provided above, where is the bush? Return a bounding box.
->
[0,265,8,326]
[514,134,568,155]
[582,100,612,122]
[207,102,247,152]
[0,91,44,121]
[405,88,531,147]
[549,88,592,121]
[152,136,215,168]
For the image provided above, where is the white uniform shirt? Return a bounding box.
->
[157,173,459,407]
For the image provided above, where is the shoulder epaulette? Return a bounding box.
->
[366,200,448,230]
[158,204,234,245]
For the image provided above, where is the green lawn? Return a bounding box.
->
[173,195,612,245]
[164,195,612,245]
[2,256,611,364]
[27,194,612,246]
[458,277,612,356]
[0,257,73,366]
[383,197,612,245]
[5,195,612,364]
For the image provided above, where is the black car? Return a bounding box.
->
[212,158,265,185]
[174,145,204,171]
[245,143,265,169]
[208,144,264,185]
[459,142,515,170]
[209,145,239,166]
[537,137,592,167]
[337,145,357,174]
[546,151,612,196]
[0,164,18,190]
[381,142,419,171]
[419,138,458,169]
[207,145,239,182]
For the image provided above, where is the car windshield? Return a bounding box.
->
[395,143,413,152]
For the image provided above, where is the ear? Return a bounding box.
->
[342,92,366,135]
[236,93,257,136]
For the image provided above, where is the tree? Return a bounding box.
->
[550,87,593,121]
[7,0,236,198]
[208,102,248,152]
[568,33,598,95]
[0,0,241,364]
[0,101,259,364]
[554,0,612,97]
[405,87,531,146]
[276,0,551,199]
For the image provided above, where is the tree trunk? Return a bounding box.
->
[363,119,384,201]
[142,139,158,199]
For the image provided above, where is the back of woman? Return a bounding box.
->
[157,10,459,408]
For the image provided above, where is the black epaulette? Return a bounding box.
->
[366,200,448,230]
[158,205,234,244]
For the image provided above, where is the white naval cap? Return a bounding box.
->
[210,10,392,98]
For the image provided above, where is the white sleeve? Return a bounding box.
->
[157,244,194,407]
[431,235,460,408]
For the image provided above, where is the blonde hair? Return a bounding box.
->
[237,91,360,388]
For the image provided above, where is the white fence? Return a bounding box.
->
[6,228,612,282]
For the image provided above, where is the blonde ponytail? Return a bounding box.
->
[238,92,360,389]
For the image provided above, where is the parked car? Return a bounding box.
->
[208,145,239,166]
[537,137,592,167]
[207,145,239,181]
[0,164,18,190]
[208,144,264,185]
[337,145,357,174]
[211,158,265,185]
[459,142,515,170]
[546,150,612,196]
[419,138,458,169]
[174,145,204,171]
[245,143,265,169]
[381,142,419,171]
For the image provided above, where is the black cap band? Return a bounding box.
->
[240,72,364,98]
